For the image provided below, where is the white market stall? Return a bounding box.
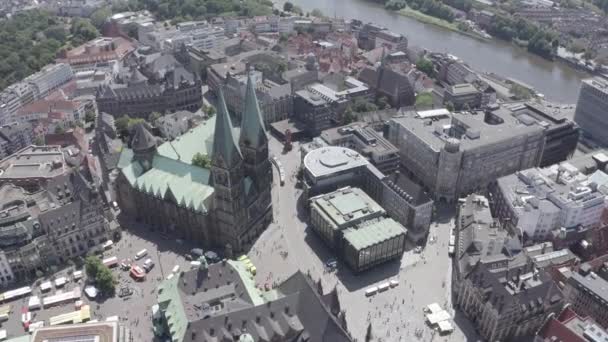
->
[28,296,41,310]
[426,310,451,326]
[40,281,52,292]
[54,277,68,288]
[438,320,454,334]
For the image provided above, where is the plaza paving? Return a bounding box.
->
[246,137,481,342]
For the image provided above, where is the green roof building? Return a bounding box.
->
[153,260,353,342]
[309,187,406,273]
[116,72,273,252]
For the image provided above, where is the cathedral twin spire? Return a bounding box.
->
[212,70,267,168]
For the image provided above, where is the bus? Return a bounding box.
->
[135,249,148,260]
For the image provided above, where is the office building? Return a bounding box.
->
[293,88,336,135]
[453,194,564,342]
[493,101,580,167]
[374,30,408,52]
[388,108,545,202]
[443,83,482,110]
[492,164,607,242]
[382,171,433,243]
[23,63,74,99]
[321,122,400,174]
[309,187,406,272]
[574,78,608,147]
[358,59,415,108]
[302,146,433,243]
[153,259,352,341]
[116,73,272,252]
[564,267,608,329]
[0,122,33,160]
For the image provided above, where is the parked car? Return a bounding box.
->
[325,259,337,270]
[143,258,155,272]
[118,287,133,298]
[204,251,220,264]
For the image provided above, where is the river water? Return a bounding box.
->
[282,0,588,102]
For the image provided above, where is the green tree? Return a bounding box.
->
[341,106,357,124]
[192,152,212,168]
[70,18,100,46]
[95,267,116,295]
[84,256,115,295]
[85,255,101,279]
[115,115,131,136]
[205,106,216,117]
[85,109,96,123]
[54,124,65,134]
[292,5,303,15]
[283,1,294,12]
[415,92,434,108]
[311,8,324,17]
[34,136,44,146]
[90,7,112,29]
[376,96,389,110]
[149,111,162,123]
[511,84,534,100]
[416,58,435,77]
[445,101,454,112]
[351,98,378,113]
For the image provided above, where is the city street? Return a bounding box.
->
[247,136,480,341]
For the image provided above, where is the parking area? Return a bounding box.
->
[0,223,201,341]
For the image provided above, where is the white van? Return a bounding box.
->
[365,286,378,297]
[135,249,148,260]
[171,265,180,274]
[143,258,154,272]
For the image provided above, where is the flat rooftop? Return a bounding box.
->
[304,146,369,179]
[570,272,608,304]
[31,321,121,342]
[321,122,399,158]
[343,217,406,251]
[447,83,478,96]
[391,108,544,152]
[0,145,66,180]
[310,187,384,229]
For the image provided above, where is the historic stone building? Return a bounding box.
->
[116,73,272,252]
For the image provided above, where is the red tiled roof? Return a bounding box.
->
[17,99,79,116]
[537,317,586,342]
[59,37,135,65]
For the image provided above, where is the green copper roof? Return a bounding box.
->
[343,217,406,251]
[156,116,216,164]
[117,148,134,169]
[157,275,188,342]
[212,88,242,167]
[239,72,267,148]
[133,155,213,213]
[118,115,219,212]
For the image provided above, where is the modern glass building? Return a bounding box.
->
[309,187,407,272]
[342,218,406,272]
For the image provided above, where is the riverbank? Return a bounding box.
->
[397,7,489,41]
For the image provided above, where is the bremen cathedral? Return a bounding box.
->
[116,72,273,253]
